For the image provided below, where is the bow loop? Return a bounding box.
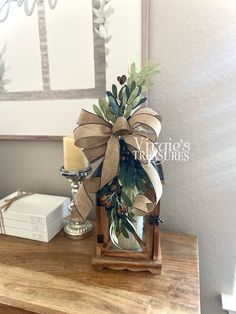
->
[112,116,131,136]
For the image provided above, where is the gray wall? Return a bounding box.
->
[150,1,236,314]
[1,1,236,314]
[0,141,69,197]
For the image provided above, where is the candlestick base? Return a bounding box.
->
[60,166,93,240]
[64,219,93,240]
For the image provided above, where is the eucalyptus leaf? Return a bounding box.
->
[127,213,136,223]
[108,96,119,114]
[106,91,113,98]
[122,217,135,233]
[104,35,112,44]
[119,161,128,179]
[99,98,107,115]
[138,168,153,187]
[94,17,105,24]
[112,84,118,99]
[99,25,106,38]
[93,104,104,118]
[118,86,125,103]
[121,190,132,207]
[127,61,160,93]
[125,166,135,187]
[131,95,142,109]
[121,87,128,105]
[125,85,130,100]
[130,81,136,94]
[135,97,147,108]
[136,176,146,193]
[109,222,120,247]
[111,195,117,208]
[116,219,122,233]
[107,111,116,123]
[109,105,116,114]
[118,106,123,117]
[128,86,142,103]
[118,177,124,186]
[124,103,133,119]
[121,222,129,238]
[93,8,100,17]
[130,63,137,79]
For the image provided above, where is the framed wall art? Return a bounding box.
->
[0,0,149,140]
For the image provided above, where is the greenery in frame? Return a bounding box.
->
[95,62,160,241]
[0,44,10,92]
[93,0,114,62]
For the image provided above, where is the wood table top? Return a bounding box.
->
[0,230,200,314]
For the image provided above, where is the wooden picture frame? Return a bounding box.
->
[0,0,150,141]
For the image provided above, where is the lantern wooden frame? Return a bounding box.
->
[92,199,162,274]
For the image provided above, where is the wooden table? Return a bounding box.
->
[0,231,200,314]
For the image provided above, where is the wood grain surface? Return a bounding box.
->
[0,304,34,314]
[0,231,200,314]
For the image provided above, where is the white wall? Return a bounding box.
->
[0,1,236,314]
[150,1,236,313]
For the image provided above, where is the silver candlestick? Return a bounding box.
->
[60,166,93,240]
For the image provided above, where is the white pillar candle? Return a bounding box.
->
[63,136,89,171]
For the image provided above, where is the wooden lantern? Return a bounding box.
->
[92,162,164,274]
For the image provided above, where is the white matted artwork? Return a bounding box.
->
[0,0,149,139]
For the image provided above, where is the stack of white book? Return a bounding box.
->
[0,192,70,242]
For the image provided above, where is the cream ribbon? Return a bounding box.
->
[0,190,33,234]
[73,107,163,221]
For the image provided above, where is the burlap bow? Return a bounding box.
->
[73,107,163,221]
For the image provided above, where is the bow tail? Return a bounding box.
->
[122,135,162,215]
[131,161,162,216]
[123,134,162,208]
[132,194,155,216]
[141,162,163,204]
[74,135,121,222]
[74,177,100,222]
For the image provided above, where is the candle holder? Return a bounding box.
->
[60,166,93,240]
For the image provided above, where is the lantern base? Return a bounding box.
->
[92,255,162,274]
[93,200,163,274]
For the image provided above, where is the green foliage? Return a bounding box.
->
[122,216,135,233]
[121,190,132,207]
[120,222,129,238]
[108,96,119,115]
[127,61,160,91]
[93,104,104,118]
[0,44,10,92]
[93,61,160,121]
[112,84,117,98]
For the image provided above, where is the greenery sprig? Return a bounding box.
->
[93,0,114,61]
[0,44,10,92]
[93,61,160,123]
